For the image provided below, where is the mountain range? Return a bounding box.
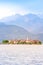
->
[0,13,43,42]
[0,13,43,33]
[0,25,33,42]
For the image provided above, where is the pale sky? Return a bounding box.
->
[0,0,43,19]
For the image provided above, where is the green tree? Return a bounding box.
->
[2,40,9,44]
[39,41,42,44]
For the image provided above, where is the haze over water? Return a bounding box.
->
[0,45,43,65]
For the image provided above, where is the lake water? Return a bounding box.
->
[0,45,43,65]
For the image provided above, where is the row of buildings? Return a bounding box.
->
[8,38,41,44]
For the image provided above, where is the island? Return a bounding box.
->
[2,39,42,45]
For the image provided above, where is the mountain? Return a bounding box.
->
[0,14,43,33]
[0,25,43,42]
[0,13,43,42]
[0,22,5,26]
[0,25,33,42]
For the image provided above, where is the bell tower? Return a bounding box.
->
[26,36,29,42]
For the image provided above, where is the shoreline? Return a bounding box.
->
[0,44,43,45]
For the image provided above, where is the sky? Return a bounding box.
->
[0,0,43,19]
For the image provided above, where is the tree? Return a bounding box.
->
[39,41,42,44]
[2,40,9,44]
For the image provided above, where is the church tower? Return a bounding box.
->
[26,36,29,43]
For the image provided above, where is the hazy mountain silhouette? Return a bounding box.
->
[0,22,5,26]
[0,13,43,33]
[0,25,33,42]
[0,13,43,42]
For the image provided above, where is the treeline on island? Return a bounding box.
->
[2,39,42,45]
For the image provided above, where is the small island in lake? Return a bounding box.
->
[2,39,42,45]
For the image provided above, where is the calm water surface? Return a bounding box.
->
[0,45,43,65]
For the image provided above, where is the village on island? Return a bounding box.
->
[2,37,42,45]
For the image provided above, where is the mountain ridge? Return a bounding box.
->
[0,13,43,42]
[0,25,33,42]
[0,13,43,33]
